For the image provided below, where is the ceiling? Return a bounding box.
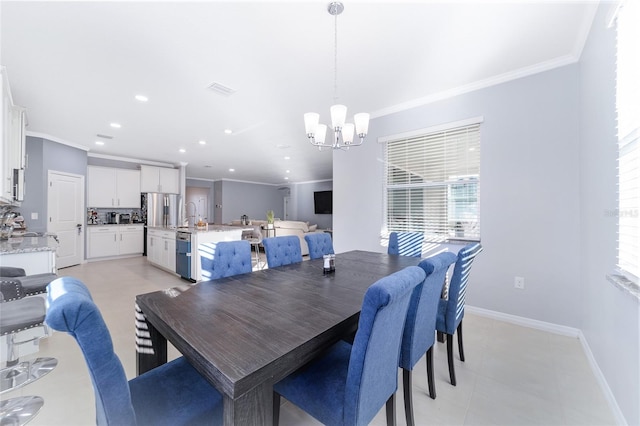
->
[0,1,597,185]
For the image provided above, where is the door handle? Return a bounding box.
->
[77,223,82,235]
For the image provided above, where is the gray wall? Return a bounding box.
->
[335,64,582,328]
[23,136,87,232]
[294,180,333,229]
[220,180,285,224]
[578,3,639,424]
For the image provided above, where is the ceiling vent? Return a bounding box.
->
[207,82,236,96]
[96,134,113,139]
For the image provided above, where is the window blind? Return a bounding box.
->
[384,122,481,242]
[616,0,639,283]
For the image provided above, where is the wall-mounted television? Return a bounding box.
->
[313,190,332,214]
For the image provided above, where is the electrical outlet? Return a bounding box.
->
[514,276,525,289]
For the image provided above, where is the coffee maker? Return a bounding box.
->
[107,212,118,224]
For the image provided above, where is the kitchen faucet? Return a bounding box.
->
[185,201,198,227]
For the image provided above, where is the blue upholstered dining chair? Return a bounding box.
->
[304,232,335,260]
[262,235,303,268]
[388,232,424,257]
[199,240,252,280]
[436,242,483,386]
[272,265,426,426]
[45,277,223,426]
[399,252,457,426]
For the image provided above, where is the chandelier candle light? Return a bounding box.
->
[304,2,369,150]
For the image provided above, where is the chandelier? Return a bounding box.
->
[304,2,369,150]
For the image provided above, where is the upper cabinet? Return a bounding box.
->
[87,166,141,208]
[1,67,26,205]
[140,165,179,194]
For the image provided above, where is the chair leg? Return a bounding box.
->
[426,347,436,399]
[385,393,396,426]
[402,369,414,426]
[272,392,280,426]
[457,321,465,362]
[437,331,445,343]
[446,333,457,386]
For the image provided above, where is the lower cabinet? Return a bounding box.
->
[88,225,144,259]
[147,228,176,273]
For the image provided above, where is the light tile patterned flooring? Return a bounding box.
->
[3,256,616,425]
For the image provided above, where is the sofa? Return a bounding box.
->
[227,219,325,256]
[272,220,325,256]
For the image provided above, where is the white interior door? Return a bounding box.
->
[48,170,84,269]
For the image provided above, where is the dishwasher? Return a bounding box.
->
[176,231,194,282]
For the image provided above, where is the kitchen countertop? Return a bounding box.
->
[176,224,252,234]
[87,223,145,226]
[0,236,57,255]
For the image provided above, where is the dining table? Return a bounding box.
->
[134,248,456,425]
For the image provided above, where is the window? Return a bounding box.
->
[383,119,482,242]
[614,0,639,284]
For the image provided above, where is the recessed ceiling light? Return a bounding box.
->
[135,95,148,102]
[95,141,104,146]
[110,123,121,128]
[284,156,291,160]
[199,140,206,145]
[286,170,290,173]
[229,168,235,172]
[224,129,232,135]
[277,144,290,149]
[284,177,289,180]
[179,149,186,153]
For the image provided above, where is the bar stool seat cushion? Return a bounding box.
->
[0,297,45,335]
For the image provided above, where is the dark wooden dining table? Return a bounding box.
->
[135,250,425,425]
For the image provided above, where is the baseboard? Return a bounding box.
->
[466,305,628,425]
[466,305,581,337]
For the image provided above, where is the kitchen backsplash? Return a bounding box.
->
[87,208,143,225]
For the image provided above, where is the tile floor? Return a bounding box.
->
[3,256,617,425]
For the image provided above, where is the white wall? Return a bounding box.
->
[578,4,639,425]
[335,64,582,329]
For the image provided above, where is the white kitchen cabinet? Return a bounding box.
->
[87,224,143,259]
[87,166,141,208]
[119,225,144,255]
[147,227,176,272]
[0,249,56,275]
[140,165,179,194]
[1,67,26,205]
[87,226,118,258]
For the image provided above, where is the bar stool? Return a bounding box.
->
[0,278,57,425]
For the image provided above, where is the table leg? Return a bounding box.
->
[135,304,167,375]
[223,381,273,426]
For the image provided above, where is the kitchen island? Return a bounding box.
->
[0,235,57,274]
[148,224,251,282]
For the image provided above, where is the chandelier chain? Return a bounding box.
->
[333,9,338,104]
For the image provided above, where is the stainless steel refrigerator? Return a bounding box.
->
[145,193,182,228]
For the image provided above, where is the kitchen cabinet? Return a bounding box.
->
[140,165,179,194]
[119,225,144,255]
[1,67,26,205]
[87,225,143,259]
[147,227,176,273]
[87,166,141,208]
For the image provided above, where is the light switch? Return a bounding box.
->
[31,212,38,220]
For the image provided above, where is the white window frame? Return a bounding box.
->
[380,117,483,243]
[608,0,639,291]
